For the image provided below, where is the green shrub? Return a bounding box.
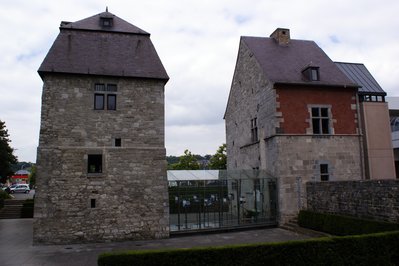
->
[21,199,34,218]
[98,231,399,266]
[298,210,399,235]
[0,190,11,200]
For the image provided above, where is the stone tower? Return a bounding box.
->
[34,11,169,244]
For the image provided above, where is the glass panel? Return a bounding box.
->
[107,94,116,110]
[321,118,330,134]
[94,94,104,110]
[95,84,105,91]
[320,164,329,181]
[312,118,320,134]
[168,170,277,232]
[321,174,329,181]
[321,108,328,117]
[88,154,102,173]
[114,138,121,147]
[312,108,319,117]
[311,69,319,81]
[320,164,328,174]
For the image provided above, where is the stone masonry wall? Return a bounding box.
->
[267,135,362,223]
[34,74,169,244]
[306,180,399,223]
[225,39,275,170]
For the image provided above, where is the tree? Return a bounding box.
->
[29,164,36,187]
[208,144,227,170]
[0,120,17,183]
[170,149,200,170]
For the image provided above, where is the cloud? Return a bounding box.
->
[1,0,399,162]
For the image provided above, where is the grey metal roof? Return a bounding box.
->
[38,11,169,81]
[335,62,385,95]
[167,170,220,181]
[242,36,358,88]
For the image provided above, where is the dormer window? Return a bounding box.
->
[311,68,319,81]
[100,17,113,28]
[302,66,320,81]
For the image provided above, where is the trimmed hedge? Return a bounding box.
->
[98,231,399,266]
[21,199,34,218]
[298,210,399,236]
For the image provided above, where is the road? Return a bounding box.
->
[9,189,35,200]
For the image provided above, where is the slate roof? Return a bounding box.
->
[242,36,358,88]
[38,11,169,81]
[335,62,385,95]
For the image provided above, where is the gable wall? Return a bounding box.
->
[225,40,275,170]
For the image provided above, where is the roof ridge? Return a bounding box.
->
[60,11,150,35]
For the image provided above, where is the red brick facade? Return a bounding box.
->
[276,85,358,134]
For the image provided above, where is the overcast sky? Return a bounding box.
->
[1,0,399,162]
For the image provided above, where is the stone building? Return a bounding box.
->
[224,28,395,223]
[34,11,169,244]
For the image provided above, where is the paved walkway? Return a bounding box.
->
[0,219,313,266]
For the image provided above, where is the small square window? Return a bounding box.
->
[88,154,102,173]
[91,199,96,208]
[114,138,121,147]
[302,67,320,81]
[320,164,329,181]
[101,18,113,27]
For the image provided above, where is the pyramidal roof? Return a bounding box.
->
[38,11,168,81]
[60,11,149,35]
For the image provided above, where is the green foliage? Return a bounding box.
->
[0,120,18,183]
[21,199,34,218]
[29,165,36,186]
[208,144,227,170]
[166,156,180,168]
[170,150,200,170]
[98,231,399,266]
[0,190,11,200]
[298,210,399,236]
[0,190,11,210]
[0,189,11,209]
[11,161,33,173]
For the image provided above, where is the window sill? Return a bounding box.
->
[87,173,103,178]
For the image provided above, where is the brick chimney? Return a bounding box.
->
[270,28,290,45]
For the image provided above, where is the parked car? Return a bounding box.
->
[9,184,30,194]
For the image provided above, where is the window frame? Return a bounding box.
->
[311,106,331,135]
[302,66,320,81]
[94,83,117,111]
[107,94,117,110]
[87,154,103,174]
[320,164,329,181]
[94,94,105,110]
